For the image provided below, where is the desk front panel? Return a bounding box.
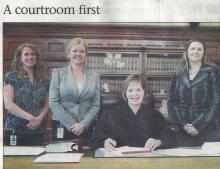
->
[4,156,220,169]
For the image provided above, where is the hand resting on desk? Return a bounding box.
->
[144,138,161,151]
[104,138,117,152]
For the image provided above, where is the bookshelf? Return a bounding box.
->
[83,48,184,110]
[3,23,220,112]
[144,50,184,104]
[87,52,141,74]
[86,51,142,93]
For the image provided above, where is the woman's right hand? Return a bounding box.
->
[104,138,117,152]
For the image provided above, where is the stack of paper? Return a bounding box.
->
[4,146,45,156]
[34,141,84,163]
[34,153,83,163]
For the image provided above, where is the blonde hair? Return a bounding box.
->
[66,37,88,54]
[10,43,46,81]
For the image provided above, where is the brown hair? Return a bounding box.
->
[121,74,148,102]
[177,39,207,74]
[10,43,46,81]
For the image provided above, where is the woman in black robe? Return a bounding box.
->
[91,74,176,151]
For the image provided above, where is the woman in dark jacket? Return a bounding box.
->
[167,39,220,147]
[91,75,176,151]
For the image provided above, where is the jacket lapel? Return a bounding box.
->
[79,70,92,98]
[190,66,210,87]
[180,71,191,89]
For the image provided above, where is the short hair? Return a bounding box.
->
[66,37,88,54]
[121,74,147,102]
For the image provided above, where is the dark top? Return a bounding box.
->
[4,71,49,133]
[90,103,176,149]
[167,63,220,133]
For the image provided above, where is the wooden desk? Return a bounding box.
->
[4,156,220,169]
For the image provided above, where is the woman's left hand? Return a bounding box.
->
[184,123,199,136]
[26,116,43,129]
[71,123,85,136]
[144,138,161,151]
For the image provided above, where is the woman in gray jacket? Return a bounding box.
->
[49,38,100,141]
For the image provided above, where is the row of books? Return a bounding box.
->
[101,78,170,96]
[86,56,182,73]
[146,57,182,72]
[147,80,171,95]
[86,55,140,73]
[101,79,124,92]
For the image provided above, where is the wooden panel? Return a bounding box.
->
[44,61,67,79]
[4,156,220,169]
[48,43,64,52]
[207,46,217,55]
[3,60,12,75]
[5,39,45,58]
[3,23,220,131]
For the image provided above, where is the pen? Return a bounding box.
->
[36,151,47,157]
[122,149,151,154]
[110,143,116,148]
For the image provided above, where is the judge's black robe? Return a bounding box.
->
[90,103,176,149]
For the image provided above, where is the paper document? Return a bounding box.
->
[155,148,208,156]
[201,142,220,154]
[34,153,83,163]
[95,146,155,157]
[95,143,220,157]
[4,146,45,156]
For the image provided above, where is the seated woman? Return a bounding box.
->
[167,39,220,147]
[49,38,100,142]
[3,43,49,146]
[90,74,176,151]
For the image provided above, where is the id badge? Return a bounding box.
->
[57,127,64,139]
[10,134,17,146]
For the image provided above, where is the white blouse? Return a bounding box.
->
[77,81,83,94]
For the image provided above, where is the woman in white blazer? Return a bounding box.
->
[49,38,100,141]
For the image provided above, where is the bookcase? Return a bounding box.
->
[87,51,142,92]
[85,49,183,108]
[144,47,185,109]
[3,23,220,127]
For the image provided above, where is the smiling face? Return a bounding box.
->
[21,47,37,70]
[67,43,87,65]
[126,81,145,108]
[187,41,204,64]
